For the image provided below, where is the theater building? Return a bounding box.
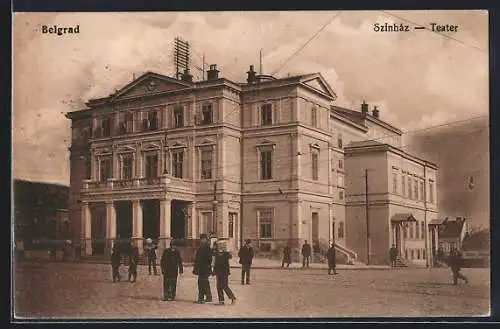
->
[66,64,438,265]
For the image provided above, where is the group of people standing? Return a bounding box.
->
[281,240,337,275]
[109,234,256,306]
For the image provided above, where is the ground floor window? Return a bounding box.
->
[258,208,273,239]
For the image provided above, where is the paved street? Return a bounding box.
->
[13,261,489,319]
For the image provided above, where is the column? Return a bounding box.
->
[112,148,119,179]
[105,201,117,255]
[159,198,172,246]
[220,201,229,238]
[136,146,143,178]
[82,202,92,256]
[90,150,96,181]
[132,200,143,254]
[189,202,197,239]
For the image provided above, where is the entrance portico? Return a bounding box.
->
[390,213,417,257]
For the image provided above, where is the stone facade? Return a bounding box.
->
[66,67,438,266]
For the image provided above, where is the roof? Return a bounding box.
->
[439,218,467,238]
[462,230,490,251]
[429,218,446,226]
[391,213,417,222]
[332,106,403,135]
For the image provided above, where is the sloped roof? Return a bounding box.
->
[391,213,417,222]
[429,218,446,226]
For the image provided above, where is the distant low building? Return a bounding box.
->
[462,229,490,267]
[13,179,70,249]
[437,217,468,255]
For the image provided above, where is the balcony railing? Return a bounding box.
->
[82,176,170,191]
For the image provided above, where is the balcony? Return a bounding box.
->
[82,176,171,192]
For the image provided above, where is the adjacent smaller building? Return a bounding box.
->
[437,217,469,255]
[13,179,70,249]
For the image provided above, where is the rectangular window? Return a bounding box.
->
[337,175,344,187]
[422,249,426,259]
[228,212,237,238]
[420,181,424,201]
[338,159,343,170]
[122,155,133,180]
[311,107,317,127]
[201,149,213,179]
[338,190,344,200]
[261,103,273,126]
[99,157,112,182]
[146,110,158,131]
[172,151,183,178]
[414,179,419,200]
[338,221,345,239]
[417,249,421,259]
[415,221,420,239]
[84,156,91,179]
[429,181,435,203]
[174,106,184,128]
[145,154,158,179]
[337,134,343,149]
[118,112,133,134]
[260,149,273,180]
[101,116,111,137]
[392,172,398,194]
[312,152,319,180]
[408,177,412,199]
[420,221,425,240]
[258,208,273,239]
[402,176,406,196]
[201,104,213,125]
[201,212,214,235]
[409,223,414,239]
[411,249,415,260]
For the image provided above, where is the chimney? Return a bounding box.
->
[207,64,219,81]
[361,100,368,117]
[181,68,193,82]
[372,105,380,118]
[247,65,257,84]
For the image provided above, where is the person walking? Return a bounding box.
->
[448,249,469,285]
[213,240,237,305]
[111,245,121,283]
[146,239,158,275]
[193,234,213,303]
[160,239,184,301]
[389,244,398,268]
[128,244,139,283]
[281,243,292,268]
[238,239,254,285]
[326,243,337,275]
[301,240,311,268]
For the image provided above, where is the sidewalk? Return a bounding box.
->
[42,256,391,270]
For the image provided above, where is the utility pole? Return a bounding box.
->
[212,180,218,235]
[202,54,205,80]
[365,169,371,265]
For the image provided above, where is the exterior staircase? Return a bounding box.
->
[394,256,407,267]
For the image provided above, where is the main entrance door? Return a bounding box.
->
[171,200,188,239]
[116,201,133,239]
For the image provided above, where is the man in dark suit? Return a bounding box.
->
[110,245,121,283]
[389,244,398,268]
[128,244,139,283]
[448,249,469,285]
[326,242,337,275]
[145,239,158,275]
[301,240,311,268]
[160,239,184,301]
[282,243,292,268]
[213,240,236,305]
[193,234,213,303]
[238,239,254,285]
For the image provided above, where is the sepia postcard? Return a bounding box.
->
[12,10,490,320]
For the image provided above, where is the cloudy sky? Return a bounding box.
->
[13,10,488,186]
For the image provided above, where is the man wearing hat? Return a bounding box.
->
[145,237,158,275]
[238,239,254,285]
[160,239,184,301]
[213,239,236,305]
[193,234,213,303]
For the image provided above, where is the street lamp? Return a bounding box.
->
[212,181,218,235]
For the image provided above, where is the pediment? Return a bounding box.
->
[169,141,187,149]
[301,74,337,100]
[142,142,162,151]
[95,147,112,155]
[256,139,276,148]
[111,72,192,100]
[197,138,216,147]
[116,145,136,153]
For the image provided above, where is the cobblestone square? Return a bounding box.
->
[13,261,490,319]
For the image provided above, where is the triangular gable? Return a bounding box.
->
[116,145,136,153]
[142,142,162,150]
[301,74,337,100]
[112,72,192,100]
